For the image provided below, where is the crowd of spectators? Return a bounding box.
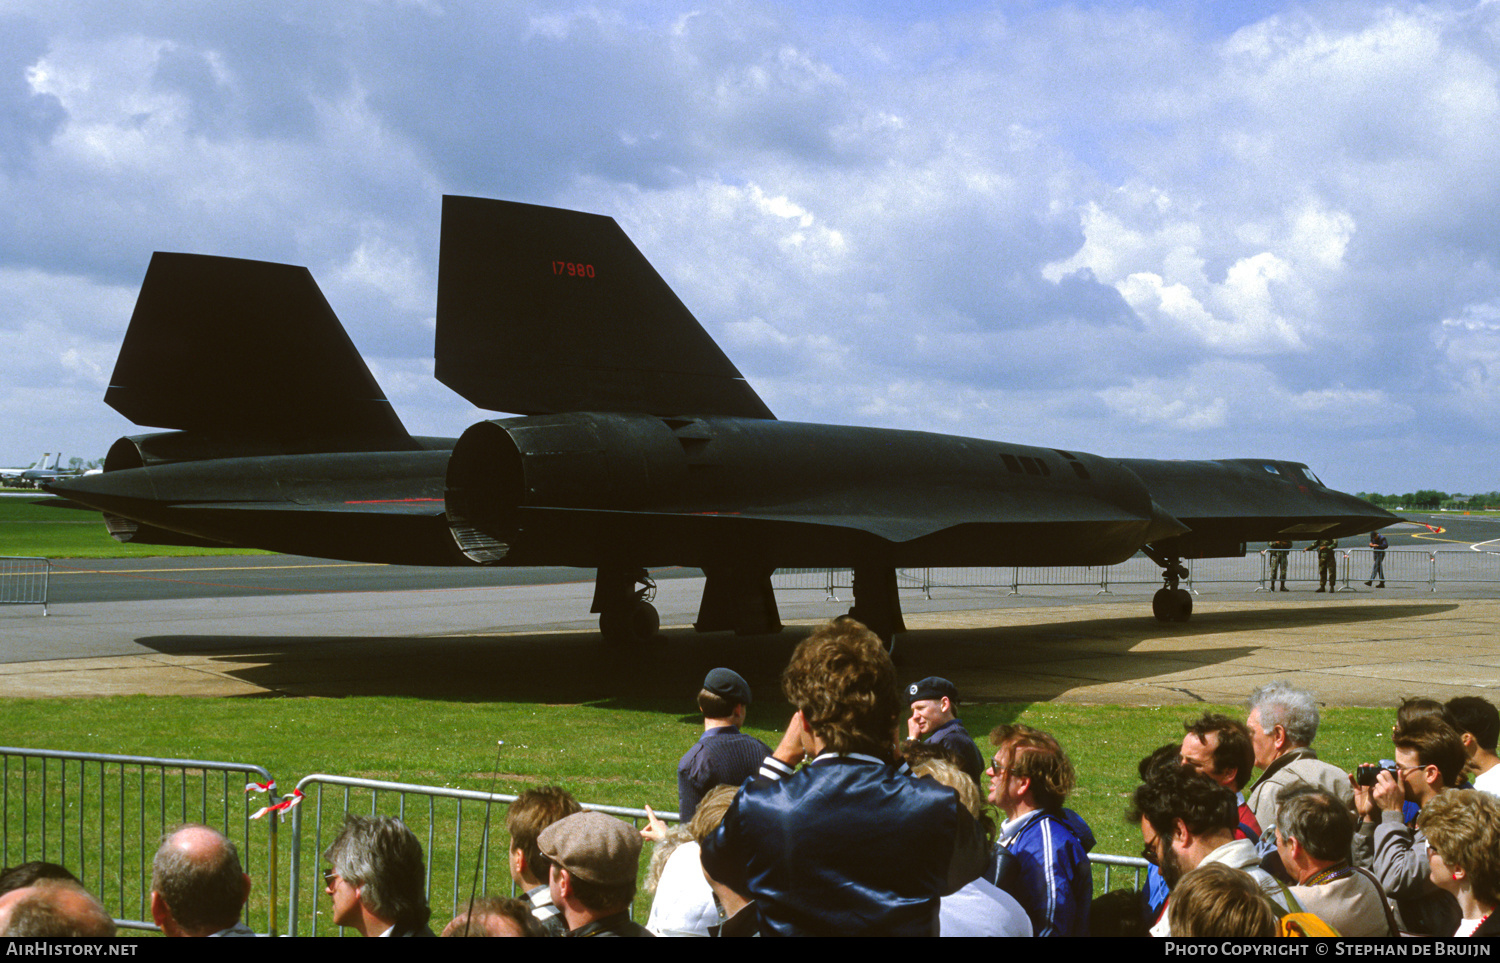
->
[5,622,1499,939]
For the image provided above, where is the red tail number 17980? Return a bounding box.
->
[553,261,596,278]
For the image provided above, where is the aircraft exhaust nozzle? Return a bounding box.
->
[443,412,688,564]
[448,523,511,564]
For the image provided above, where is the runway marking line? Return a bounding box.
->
[49,562,378,575]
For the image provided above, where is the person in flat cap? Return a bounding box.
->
[676,667,771,821]
[905,676,986,787]
[539,811,651,937]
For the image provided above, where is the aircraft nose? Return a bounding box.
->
[1328,488,1400,530]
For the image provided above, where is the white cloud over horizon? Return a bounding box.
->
[1,0,1497,493]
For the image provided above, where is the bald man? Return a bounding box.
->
[150,825,255,937]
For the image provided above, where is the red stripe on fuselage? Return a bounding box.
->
[342,498,444,504]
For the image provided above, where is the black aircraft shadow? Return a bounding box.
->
[133,600,1457,708]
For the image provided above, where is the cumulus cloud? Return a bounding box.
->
[1097,360,1413,446]
[1438,299,1500,414]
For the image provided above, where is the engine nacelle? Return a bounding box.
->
[103,432,281,471]
[102,429,440,471]
[445,412,687,563]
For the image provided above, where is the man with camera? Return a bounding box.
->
[1351,717,1465,936]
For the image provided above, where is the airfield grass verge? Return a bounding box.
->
[3,695,1397,877]
[0,495,268,558]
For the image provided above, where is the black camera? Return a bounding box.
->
[1356,760,1397,786]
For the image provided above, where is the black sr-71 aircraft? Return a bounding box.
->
[47,195,1396,642]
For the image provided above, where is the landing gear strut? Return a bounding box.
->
[849,566,906,652]
[593,565,659,643]
[695,565,782,636]
[1142,549,1193,623]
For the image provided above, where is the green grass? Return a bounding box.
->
[1,694,1398,931]
[0,495,267,558]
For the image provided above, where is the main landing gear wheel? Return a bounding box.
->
[594,567,660,643]
[1152,588,1193,623]
[600,598,660,644]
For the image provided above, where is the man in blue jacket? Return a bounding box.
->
[699,618,985,936]
[985,724,1094,937]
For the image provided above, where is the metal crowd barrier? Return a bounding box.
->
[772,568,933,601]
[1341,548,1437,591]
[1431,549,1500,583]
[286,774,672,936]
[1102,555,1185,587]
[1183,556,1262,586]
[2,746,1153,935]
[920,567,1019,593]
[770,568,841,600]
[0,556,48,615]
[896,568,933,599]
[778,560,1195,598]
[0,747,279,934]
[1256,547,1327,590]
[775,548,1500,601]
[1089,852,1150,892]
[1262,548,1478,593]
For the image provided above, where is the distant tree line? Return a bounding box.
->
[1356,490,1500,511]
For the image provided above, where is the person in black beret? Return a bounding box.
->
[676,668,771,821]
[905,676,985,787]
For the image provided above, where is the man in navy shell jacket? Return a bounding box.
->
[699,619,985,936]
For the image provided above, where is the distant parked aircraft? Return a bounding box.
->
[1,453,89,487]
[0,453,49,480]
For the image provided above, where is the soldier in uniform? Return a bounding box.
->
[1304,538,1338,592]
[1267,540,1292,591]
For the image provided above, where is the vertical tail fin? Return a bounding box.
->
[435,195,773,419]
[106,253,413,447]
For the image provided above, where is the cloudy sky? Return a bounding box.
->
[2,0,1497,495]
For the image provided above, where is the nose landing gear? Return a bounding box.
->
[1142,549,1193,622]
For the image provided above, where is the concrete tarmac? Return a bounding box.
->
[2,562,1496,705]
